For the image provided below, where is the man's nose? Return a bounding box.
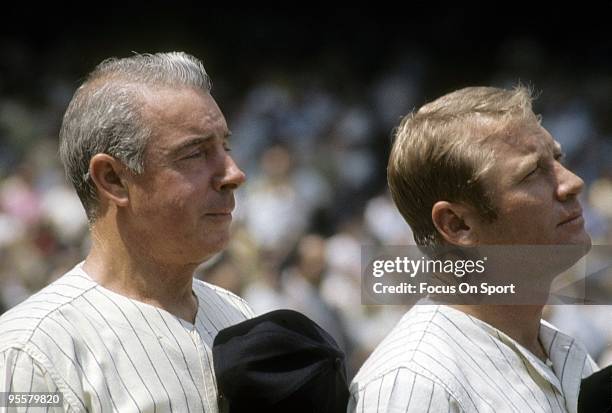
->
[555,162,584,201]
[214,153,246,192]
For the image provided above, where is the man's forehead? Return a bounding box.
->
[142,86,217,115]
[485,123,560,155]
[141,87,229,152]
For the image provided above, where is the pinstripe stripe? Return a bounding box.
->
[376,371,384,411]
[56,308,112,412]
[418,333,499,405]
[413,355,486,411]
[514,346,560,412]
[34,291,78,300]
[425,382,435,412]
[548,330,558,356]
[355,320,439,371]
[95,288,170,412]
[349,304,594,412]
[68,299,138,410]
[0,263,252,412]
[27,355,35,391]
[96,289,169,412]
[183,328,214,411]
[36,324,97,406]
[82,294,146,412]
[430,316,523,411]
[560,339,574,383]
[409,366,472,412]
[195,316,215,340]
[27,340,88,411]
[548,381,565,411]
[26,352,34,413]
[195,319,218,391]
[388,368,400,401]
[406,373,416,410]
[195,299,222,332]
[8,347,21,393]
[130,300,183,412]
[490,330,548,411]
[156,307,207,412]
[360,386,365,413]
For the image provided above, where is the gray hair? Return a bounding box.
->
[58,52,212,222]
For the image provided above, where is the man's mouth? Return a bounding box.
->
[557,211,583,227]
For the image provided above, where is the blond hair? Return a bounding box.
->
[388,85,538,246]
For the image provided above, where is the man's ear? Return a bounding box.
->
[88,154,130,208]
[431,201,480,246]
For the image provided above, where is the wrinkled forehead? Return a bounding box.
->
[145,87,225,130]
[142,86,221,118]
[140,87,228,158]
[480,118,560,156]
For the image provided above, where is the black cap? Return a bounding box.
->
[578,365,612,413]
[212,309,350,413]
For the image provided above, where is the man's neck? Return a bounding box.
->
[450,304,548,361]
[83,226,199,323]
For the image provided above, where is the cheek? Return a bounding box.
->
[132,184,196,227]
[508,205,555,241]
[153,173,200,205]
[490,197,553,240]
[131,167,214,227]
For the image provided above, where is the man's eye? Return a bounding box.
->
[524,166,538,180]
[184,150,204,160]
[554,153,566,163]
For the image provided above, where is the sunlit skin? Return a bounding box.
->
[83,87,245,322]
[434,119,590,361]
[473,121,590,247]
[123,88,245,266]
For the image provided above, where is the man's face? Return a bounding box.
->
[472,120,591,247]
[122,87,245,266]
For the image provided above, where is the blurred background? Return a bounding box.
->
[1,6,611,377]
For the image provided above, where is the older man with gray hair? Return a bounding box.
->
[0,52,252,412]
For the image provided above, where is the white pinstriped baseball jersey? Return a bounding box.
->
[349,305,597,413]
[0,262,253,412]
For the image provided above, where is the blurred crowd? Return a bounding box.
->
[1,40,611,378]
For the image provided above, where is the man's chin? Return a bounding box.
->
[559,224,592,246]
[197,236,231,262]
[548,235,592,276]
[568,231,592,253]
[582,233,592,252]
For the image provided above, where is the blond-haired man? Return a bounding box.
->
[349,86,597,412]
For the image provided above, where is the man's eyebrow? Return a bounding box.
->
[515,153,539,174]
[169,131,232,154]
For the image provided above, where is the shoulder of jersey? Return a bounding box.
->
[0,271,95,350]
